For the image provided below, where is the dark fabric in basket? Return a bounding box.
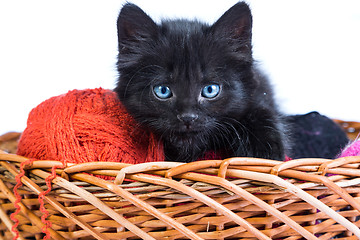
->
[287,111,349,159]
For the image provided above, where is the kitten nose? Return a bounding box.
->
[177,113,198,125]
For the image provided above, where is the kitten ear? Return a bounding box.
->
[211,2,253,52]
[117,3,158,43]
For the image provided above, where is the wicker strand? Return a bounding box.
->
[0,165,65,240]
[166,159,317,238]
[30,169,156,240]
[217,157,360,237]
[71,172,204,240]
[10,159,31,240]
[1,161,109,240]
[168,166,317,240]
[115,162,185,185]
[0,204,25,240]
[315,174,360,213]
[226,168,360,238]
[128,173,272,240]
[317,156,360,175]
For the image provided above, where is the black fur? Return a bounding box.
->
[115,2,286,162]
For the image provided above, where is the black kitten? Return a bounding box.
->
[115,2,287,162]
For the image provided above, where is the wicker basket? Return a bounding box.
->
[0,121,359,240]
[334,120,360,141]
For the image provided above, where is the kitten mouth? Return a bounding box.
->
[178,123,201,133]
[168,131,200,147]
[169,130,201,141]
[176,129,201,136]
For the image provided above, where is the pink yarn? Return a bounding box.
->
[339,139,360,157]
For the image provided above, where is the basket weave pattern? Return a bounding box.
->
[1,152,360,239]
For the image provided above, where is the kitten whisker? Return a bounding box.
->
[210,121,234,154]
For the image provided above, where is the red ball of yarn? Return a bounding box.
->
[17,88,164,164]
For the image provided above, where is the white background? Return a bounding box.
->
[1,0,359,135]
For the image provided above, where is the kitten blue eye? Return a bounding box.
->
[202,84,220,98]
[153,85,172,99]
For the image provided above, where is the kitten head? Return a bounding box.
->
[115,2,258,161]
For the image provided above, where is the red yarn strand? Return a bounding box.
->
[39,163,64,239]
[11,158,35,240]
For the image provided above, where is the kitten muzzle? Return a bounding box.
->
[177,113,199,129]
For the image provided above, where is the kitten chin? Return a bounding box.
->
[163,133,210,163]
[115,2,288,162]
